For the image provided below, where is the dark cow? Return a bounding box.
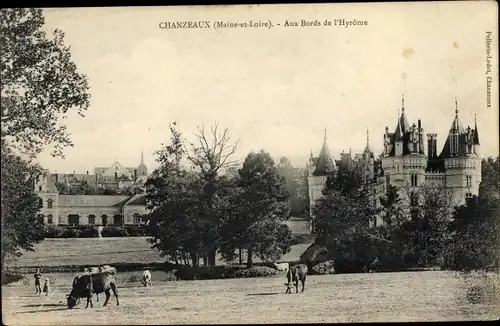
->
[72,276,99,304]
[67,272,119,309]
[285,264,308,294]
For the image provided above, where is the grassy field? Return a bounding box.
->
[2,271,499,324]
[8,236,313,270]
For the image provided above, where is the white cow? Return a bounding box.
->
[142,270,152,287]
[273,262,289,272]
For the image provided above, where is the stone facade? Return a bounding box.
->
[307,97,482,227]
[35,170,148,226]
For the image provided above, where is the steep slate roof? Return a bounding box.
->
[473,118,480,145]
[312,136,336,176]
[59,195,131,207]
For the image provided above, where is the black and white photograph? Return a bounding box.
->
[1,2,499,324]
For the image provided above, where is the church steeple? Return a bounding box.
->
[141,148,144,164]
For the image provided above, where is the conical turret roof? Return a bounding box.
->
[312,129,336,176]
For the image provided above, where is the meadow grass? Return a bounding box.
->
[3,271,498,324]
[8,236,313,270]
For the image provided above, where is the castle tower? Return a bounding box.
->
[307,128,336,220]
[34,169,60,225]
[439,100,482,206]
[381,95,427,189]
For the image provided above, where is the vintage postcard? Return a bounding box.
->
[1,1,499,325]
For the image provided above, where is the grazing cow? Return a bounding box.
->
[142,270,152,287]
[273,262,289,272]
[66,272,119,309]
[285,264,308,294]
[73,275,96,303]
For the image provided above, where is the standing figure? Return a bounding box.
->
[34,268,42,294]
[42,278,50,296]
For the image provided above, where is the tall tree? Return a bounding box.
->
[402,185,454,267]
[378,184,406,230]
[221,150,292,267]
[1,9,90,275]
[1,8,90,158]
[186,122,239,266]
[145,122,205,269]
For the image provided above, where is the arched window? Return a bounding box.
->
[47,199,53,209]
[88,214,96,225]
[101,214,108,226]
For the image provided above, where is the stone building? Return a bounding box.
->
[35,169,148,226]
[50,150,148,191]
[307,96,482,227]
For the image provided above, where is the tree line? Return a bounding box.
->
[144,122,294,269]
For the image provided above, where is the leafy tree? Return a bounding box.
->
[401,185,453,267]
[1,146,45,269]
[1,8,90,158]
[220,150,292,267]
[145,122,205,269]
[479,157,500,200]
[186,122,239,266]
[378,184,406,230]
[1,9,90,276]
[448,156,500,270]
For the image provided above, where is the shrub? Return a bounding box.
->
[124,225,148,237]
[1,271,24,286]
[79,225,98,238]
[233,266,277,278]
[63,228,81,238]
[102,226,129,237]
[44,225,65,238]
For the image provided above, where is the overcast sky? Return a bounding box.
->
[37,2,498,173]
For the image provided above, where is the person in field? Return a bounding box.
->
[42,278,50,296]
[34,268,42,294]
